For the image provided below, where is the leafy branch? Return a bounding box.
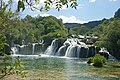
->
[17,0,78,12]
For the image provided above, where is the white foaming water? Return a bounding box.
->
[44,38,91,58]
[44,38,116,60]
[44,39,58,55]
[40,54,79,60]
[11,54,39,57]
[11,47,18,55]
[99,48,116,61]
[10,38,116,60]
[56,45,66,56]
[77,45,81,58]
[11,43,41,56]
[32,43,36,55]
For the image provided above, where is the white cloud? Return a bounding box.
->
[39,14,50,17]
[32,13,50,17]
[57,16,86,23]
[89,0,96,3]
[109,0,117,1]
[77,4,84,9]
[32,14,86,23]
[4,0,18,3]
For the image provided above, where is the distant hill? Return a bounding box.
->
[82,19,106,27]
[64,19,106,28]
[64,23,80,28]
[114,8,120,18]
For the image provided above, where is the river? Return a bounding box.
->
[12,55,119,80]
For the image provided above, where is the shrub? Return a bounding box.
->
[93,55,104,67]
[87,57,93,64]
[87,54,107,67]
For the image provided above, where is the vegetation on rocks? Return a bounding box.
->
[87,54,107,67]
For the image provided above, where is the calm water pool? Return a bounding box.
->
[16,55,120,80]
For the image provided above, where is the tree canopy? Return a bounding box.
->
[94,18,120,59]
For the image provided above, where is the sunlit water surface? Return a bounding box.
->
[13,55,119,80]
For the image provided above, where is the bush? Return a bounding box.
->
[87,54,107,67]
[87,57,93,64]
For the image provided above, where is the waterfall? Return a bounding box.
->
[76,46,81,58]
[95,46,97,54]
[65,46,77,57]
[86,47,89,58]
[57,45,67,56]
[11,43,43,55]
[11,47,18,55]
[99,48,116,60]
[32,43,36,55]
[44,38,101,58]
[108,53,116,61]
[44,39,58,55]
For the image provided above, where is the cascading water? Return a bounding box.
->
[10,38,116,60]
[99,48,116,60]
[11,43,43,56]
[76,46,81,58]
[56,45,67,56]
[95,46,97,54]
[86,47,89,57]
[65,46,77,57]
[44,38,116,60]
[32,43,36,55]
[11,47,18,55]
[44,39,59,55]
[64,38,82,57]
[45,38,98,58]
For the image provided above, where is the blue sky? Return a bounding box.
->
[19,0,120,23]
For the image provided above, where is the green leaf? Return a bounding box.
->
[17,1,25,12]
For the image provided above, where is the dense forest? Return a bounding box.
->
[0,9,68,49]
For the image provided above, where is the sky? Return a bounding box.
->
[16,0,120,23]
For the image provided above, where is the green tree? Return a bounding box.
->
[70,26,90,35]
[94,18,120,59]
